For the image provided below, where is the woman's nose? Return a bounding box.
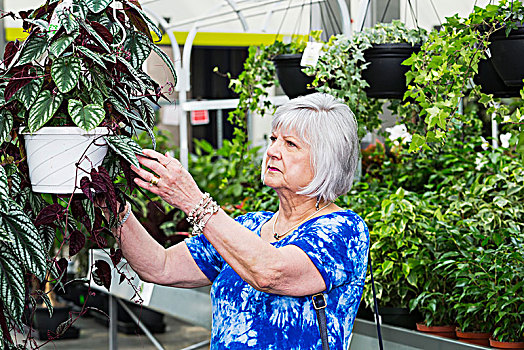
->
[266,140,281,158]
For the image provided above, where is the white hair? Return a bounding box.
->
[261,93,360,202]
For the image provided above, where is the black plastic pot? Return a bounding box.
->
[379,307,422,330]
[27,305,80,340]
[489,26,524,87]
[273,54,315,99]
[474,58,521,97]
[362,43,421,99]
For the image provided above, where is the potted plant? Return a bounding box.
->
[403,0,524,153]
[307,21,426,139]
[0,0,175,345]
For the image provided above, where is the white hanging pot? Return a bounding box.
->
[20,127,111,194]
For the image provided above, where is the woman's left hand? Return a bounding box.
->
[131,149,203,213]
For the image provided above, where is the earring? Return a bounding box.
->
[315,197,320,211]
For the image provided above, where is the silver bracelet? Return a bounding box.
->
[116,202,132,228]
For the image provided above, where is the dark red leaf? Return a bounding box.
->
[18,10,31,19]
[124,3,152,41]
[56,257,68,284]
[5,69,33,102]
[120,159,138,192]
[0,303,13,344]
[90,21,114,44]
[55,318,73,336]
[71,199,91,231]
[34,203,65,226]
[93,260,111,291]
[90,168,108,193]
[109,248,123,267]
[80,176,94,201]
[92,208,104,233]
[96,166,117,215]
[4,40,21,67]
[90,232,107,248]
[69,230,85,257]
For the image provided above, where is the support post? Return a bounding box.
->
[109,294,118,350]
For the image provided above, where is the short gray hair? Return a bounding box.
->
[261,93,360,202]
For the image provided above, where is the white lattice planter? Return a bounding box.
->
[20,127,110,194]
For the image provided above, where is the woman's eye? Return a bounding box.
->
[269,136,277,142]
[286,141,296,147]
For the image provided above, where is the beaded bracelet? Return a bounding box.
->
[187,193,220,236]
[116,202,132,228]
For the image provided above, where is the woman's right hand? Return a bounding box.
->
[131,149,204,214]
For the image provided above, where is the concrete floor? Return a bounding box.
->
[11,311,211,350]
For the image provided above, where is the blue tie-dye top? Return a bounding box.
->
[185,210,369,350]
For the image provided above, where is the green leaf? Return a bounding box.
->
[85,0,112,13]
[59,8,80,34]
[15,75,43,109]
[408,133,426,152]
[104,135,142,167]
[1,203,47,280]
[28,90,64,132]
[0,110,13,145]
[68,99,105,131]
[76,46,106,67]
[51,56,81,93]
[150,42,177,86]
[124,32,152,69]
[517,130,524,157]
[49,32,78,57]
[39,292,54,317]
[18,34,48,66]
[382,260,394,275]
[0,242,25,329]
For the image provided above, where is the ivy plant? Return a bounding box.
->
[0,0,175,347]
[403,0,524,154]
[307,20,427,139]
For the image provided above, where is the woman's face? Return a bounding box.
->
[263,128,314,194]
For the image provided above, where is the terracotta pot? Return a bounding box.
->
[456,328,491,346]
[490,337,524,349]
[416,323,456,339]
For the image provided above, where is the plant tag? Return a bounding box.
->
[48,0,74,38]
[485,47,491,58]
[301,42,323,67]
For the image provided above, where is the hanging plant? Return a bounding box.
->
[403,0,524,155]
[0,0,175,345]
[308,20,427,139]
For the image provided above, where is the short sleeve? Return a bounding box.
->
[289,212,370,292]
[185,211,273,282]
[185,233,223,282]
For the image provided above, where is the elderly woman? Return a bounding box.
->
[113,93,369,349]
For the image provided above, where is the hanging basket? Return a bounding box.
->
[361,43,421,99]
[273,54,315,99]
[475,58,522,98]
[20,127,110,194]
[489,26,524,87]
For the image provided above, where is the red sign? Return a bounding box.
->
[190,110,210,125]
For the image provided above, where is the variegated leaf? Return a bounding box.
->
[141,101,156,129]
[38,225,56,254]
[49,32,78,57]
[68,99,105,131]
[89,88,104,105]
[51,55,81,93]
[124,32,151,69]
[91,67,110,97]
[0,110,13,145]
[0,241,25,329]
[24,19,49,32]
[79,20,111,53]
[116,56,147,92]
[76,46,106,67]
[104,135,142,167]
[2,203,47,280]
[28,90,64,132]
[15,75,43,109]
[85,0,112,13]
[59,9,80,34]
[80,72,92,90]
[126,1,162,42]
[72,0,88,19]
[150,43,177,86]
[0,167,10,214]
[18,35,48,66]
